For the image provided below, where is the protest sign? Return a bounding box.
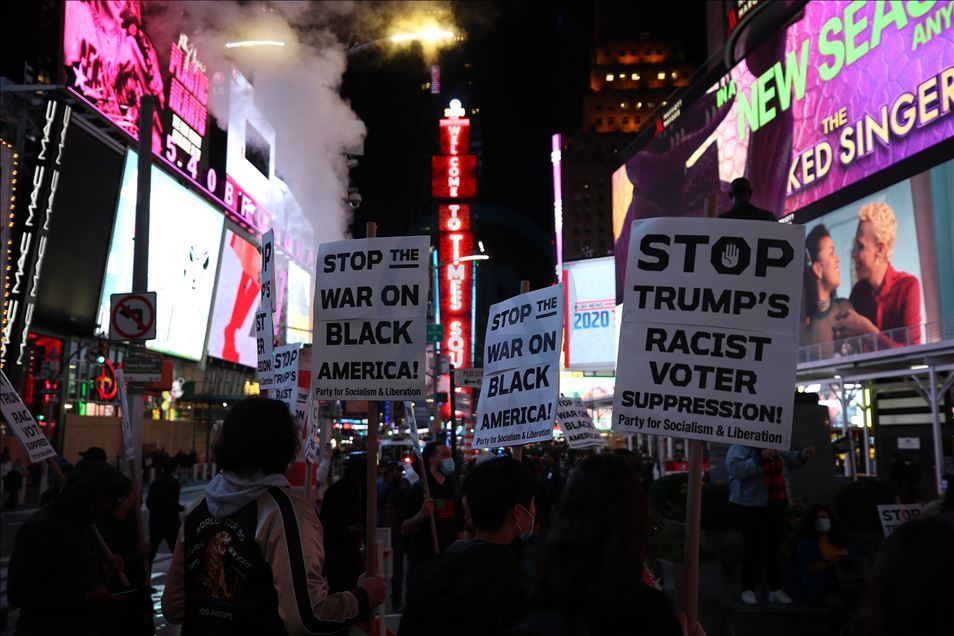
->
[557,396,603,448]
[312,236,429,400]
[272,343,301,413]
[473,285,563,448]
[304,396,322,464]
[0,370,57,463]
[256,230,276,389]
[116,369,135,461]
[877,503,924,537]
[613,218,804,450]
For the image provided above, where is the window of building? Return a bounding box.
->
[595,117,603,125]
[619,50,626,57]
[657,72,666,80]
[620,102,627,109]
[644,47,651,55]
[647,102,654,108]
[607,116,615,124]
[671,71,678,79]
[595,102,603,111]
[622,117,629,124]
[605,73,614,81]
[631,73,640,80]
[636,101,643,109]
[635,116,642,125]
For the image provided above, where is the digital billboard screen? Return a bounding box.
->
[563,257,618,371]
[207,229,261,367]
[98,151,224,361]
[286,260,312,345]
[613,1,954,302]
[799,159,953,359]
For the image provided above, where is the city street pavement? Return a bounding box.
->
[0,480,209,636]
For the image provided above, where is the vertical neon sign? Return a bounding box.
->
[551,133,563,283]
[435,99,476,419]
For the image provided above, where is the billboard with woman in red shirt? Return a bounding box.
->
[799,159,954,359]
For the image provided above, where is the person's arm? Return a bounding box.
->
[160,527,186,624]
[263,490,384,634]
[797,540,828,574]
[725,447,761,480]
[782,447,815,470]
[400,482,430,537]
[8,520,105,612]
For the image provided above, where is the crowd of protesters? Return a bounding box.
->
[4,396,953,635]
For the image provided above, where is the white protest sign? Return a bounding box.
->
[404,400,422,451]
[312,236,429,400]
[272,343,301,413]
[877,503,924,537]
[473,285,563,448]
[613,218,804,450]
[304,396,322,464]
[0,370,57,463]
[256,230,277,390]
[557,396,603,448]
[261,229,276,312]
[116,369,135,461]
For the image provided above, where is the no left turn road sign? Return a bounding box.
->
[110,292,157,342]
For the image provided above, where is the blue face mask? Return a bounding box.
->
[515,504,535,542]
[439,458,456,476]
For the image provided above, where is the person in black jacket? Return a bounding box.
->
[720,177,777,222]
[399,457,535,636]
[508,454,705,636]
[146,458,184,565]
[8,460,129,636]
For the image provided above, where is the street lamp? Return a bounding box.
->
[347,28,457,56]
[224,40,287,49]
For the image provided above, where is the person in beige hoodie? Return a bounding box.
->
[161,397,385,635]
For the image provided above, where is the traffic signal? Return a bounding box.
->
[85,340,108,364]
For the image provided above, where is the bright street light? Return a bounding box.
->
[389,28,455,44]
[450,255,489,265]
[348,27,457,56]
[225,40,287,49]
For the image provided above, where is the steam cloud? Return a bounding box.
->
[147,1,366,244]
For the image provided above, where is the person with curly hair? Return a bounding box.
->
[161,397,385,635]
[834,202,922,347]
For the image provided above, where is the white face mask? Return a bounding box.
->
[514,504,535,542]
[815,518,831,534]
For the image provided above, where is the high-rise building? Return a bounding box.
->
[559,3,696,263]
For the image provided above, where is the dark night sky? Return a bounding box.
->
[343,0,706,299]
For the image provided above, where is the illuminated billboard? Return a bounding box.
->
[63,1,217,192]
[439,204,473,369]
[207,230,261,367]
[613,1,954,303]
[286,260,312,345]
[563,257,618,371]
[98,151,224,361]
[431,155,478,199]
[799,159,953,359]
[440,118,470,155]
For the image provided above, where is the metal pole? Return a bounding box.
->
[682,439,704,628]
[928,367,944,496]
[861,383,872,476]
[839,379,857,481]
[131,95,155,583]
[511,280,530,462]
[365,222,379,578]
[450,365,457,456]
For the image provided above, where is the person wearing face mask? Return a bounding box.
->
[796,505,862,631]
[398,457,535,635]
[796,505,858,601]
[400,442,465,588]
